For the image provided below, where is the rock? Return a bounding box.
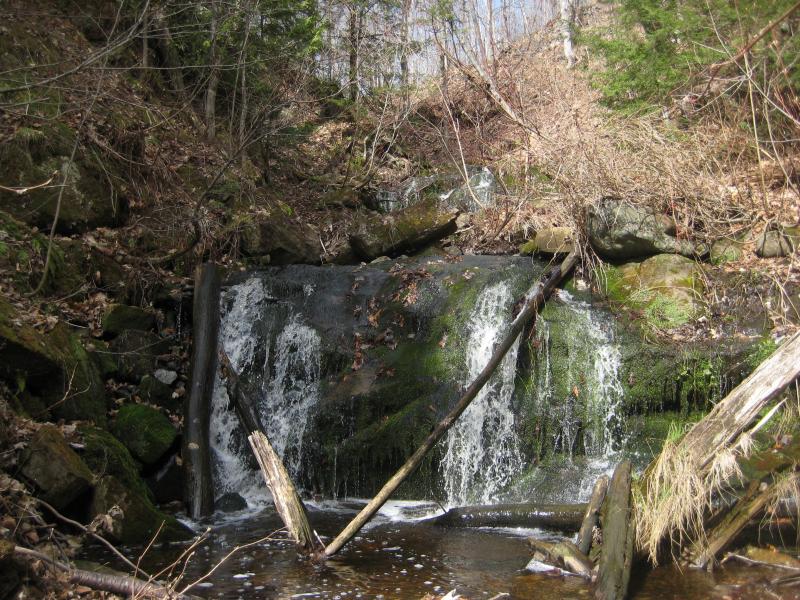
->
[90,476,192,544]
[519,227,575,255]
[20,425,94,511]
[349,198,459,261]
[79,426,151,500]
[102,304,156,337]
[109,330,170,383]
[0,301,106,424]
[710,238,744,265]
[146,455,183,504]
[240,210,319,265]
[367,168,495,214]
[0,539,20,599]
[154,368,178,386]
[0,124,129,234]
[138,375,177,411]
[755,228,798,258]
[606,254,705,328]
[111,404,177,468]
[586,197,696,259]
[216,492,248,512]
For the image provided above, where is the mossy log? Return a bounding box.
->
[595,460,634,600]
[183,263,220,519]
[323,250,579,558]
[578,475,609,556]
[430,502,587,530]
[528,538,594,578]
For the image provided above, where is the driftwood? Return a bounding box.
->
[690,480,776,570]
[528,538,593,578]
[183,263,221,519]
[595,460,634,600]
[219,350,322,555]
[430,502,586,530]
[14,546,199,599]
[323,250,579,558]
[578,475,609,556]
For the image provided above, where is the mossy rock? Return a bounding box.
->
[20,425,94,511]
[0,123,129,234]
[239,210,319,265]
[0,300,106,424]
[755,228,798,258]
[710,237,745,265]
[519,227,575,255]
[90,476,192,545]
[102,304,156,337]
[600,254,705,329]
[79,426,152,501]
[109,330,170,383]
[111,404,177,467]
[349,197,459,261]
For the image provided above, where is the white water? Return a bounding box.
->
[209,278,322,507]
[440,281,523,507]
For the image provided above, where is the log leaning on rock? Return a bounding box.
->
[578,475,609,556]
[323,250,579,558]
[183,263,221,519]
[430,502,587,531]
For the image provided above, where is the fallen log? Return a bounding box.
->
[183,263,221,519]
[429,502,586,530]
[220,350,322,555]
[637,331,800,562]
[689,479,777,570]
[578,475,609,556]
[14,546,199,599]
[323,250,579,558]
[596,460,634,600]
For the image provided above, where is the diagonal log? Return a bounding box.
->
[578,475,609,556]
[595,460,634,600]
[323,250,579,558]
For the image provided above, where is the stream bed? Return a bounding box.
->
[89,501,798,600]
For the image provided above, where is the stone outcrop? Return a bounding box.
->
[586,197,696,259]
[101,304,157,338]
[349,197,459,261]
[110,404,177,468]
[240,210,320,265]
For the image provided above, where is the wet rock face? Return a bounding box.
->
[586,197,696,259]
[20,425,94,511]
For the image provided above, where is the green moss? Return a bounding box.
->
[111,404,177,467]
[745,336,778,371]
[79,426,152,501]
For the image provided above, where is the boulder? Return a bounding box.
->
[216,492,248,513]
[154,369,178,385]
[138,375,178,412]
[0,301,106,424]
[240,210,319,265]
[90,476,192,544]
[111,404,177,468]
[755,228,798,258]
[606,254,704,329]
[102,304,156,337]
[20,425,94,511]
[109,330,170,383]
[710,237,745,265]
[519,227,575,255]
[349,197,459,261]
[586,198,696,259]
[79,426,151,500]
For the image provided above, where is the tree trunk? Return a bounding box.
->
[430,502,587,530]
[595,460,634,600]
[205,0,220,140]
[323,250,579,558]
[183,263,220,519]
[578,475,608,556]
[348,6,360,102]
[152,8,186,95]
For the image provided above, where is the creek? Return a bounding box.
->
[91,255,785,598]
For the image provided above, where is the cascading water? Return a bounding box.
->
[209,277,322,507]
[440,281,523,507]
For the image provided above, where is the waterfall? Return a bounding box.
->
[534,291,625,460]
[440,281,523,507]
[209,277,322,507]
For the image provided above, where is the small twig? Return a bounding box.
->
[0,171,57,195]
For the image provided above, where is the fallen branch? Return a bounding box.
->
[323,250,579,558]
[577,475,609,556]
[429,502,586,530]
